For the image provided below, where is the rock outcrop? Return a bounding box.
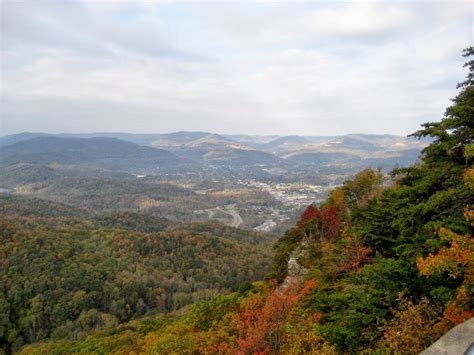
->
[278,246,308,292]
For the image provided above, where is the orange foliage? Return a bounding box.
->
[416,221,473,337]
[384,296,441,353]
[440,286,473,326]
[232,279,317,354]
[312,311,324,323]
[339,235,373,272]
[416,227,474,280]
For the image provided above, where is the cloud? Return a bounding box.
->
[1,0,201,60]
[1,0,472,136]
[305,2,415,39]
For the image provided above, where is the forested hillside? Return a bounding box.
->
[16,48,473,354]
[0,196,273,354]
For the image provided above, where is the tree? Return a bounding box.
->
[411,47,474,164]
[233,279,316,354]
[297,204,343,242]
[299,204,320,225]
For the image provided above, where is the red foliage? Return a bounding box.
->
[233,279,317,354]
[312,312,324,323]
[299,204,320,224]
[320,205,343,241]
[297,204,343,241]
[440,285,474,326]
[443,302,473,325]
[340,240,373,271]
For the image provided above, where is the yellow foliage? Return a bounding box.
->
[463,166,474,190]
[464,206,474,227]
[384,297,441,353]
[282,322,336,354]
[140,322,196,354]
[138,198,161,210]
[210,189,253,197]
[324,187,345,209]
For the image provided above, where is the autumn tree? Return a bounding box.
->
[232,279,317,354]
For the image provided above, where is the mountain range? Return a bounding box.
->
[0,131,428,175]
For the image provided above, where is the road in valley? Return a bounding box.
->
[197,204,243,228]
[223,204,243,228]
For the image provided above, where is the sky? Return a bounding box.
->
[1,0,472,136]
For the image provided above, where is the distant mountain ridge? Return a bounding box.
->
[0,131,429,174]
[0,131,429,149]
[0,136,182,172]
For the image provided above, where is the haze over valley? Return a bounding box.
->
[0,131,427,233]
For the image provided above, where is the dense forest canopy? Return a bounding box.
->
[0,197,273,353]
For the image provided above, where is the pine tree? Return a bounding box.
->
[412,47,474,164]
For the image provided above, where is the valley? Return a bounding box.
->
[0,132,427,234]
[2,129,458,355]
[0,127,471,354]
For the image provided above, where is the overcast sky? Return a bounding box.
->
[1,0,472,136]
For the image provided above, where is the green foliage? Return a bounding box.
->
[464,143,474,161]
[311,258,412,351]
[269,228,303,282]
[0,213,271,352]
[94,211,170,233]
[430,286,456,307]
[191,293,240,331]
[411,47,474,164]
[19,314,174,354]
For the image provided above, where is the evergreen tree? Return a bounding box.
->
[412,47,474,164]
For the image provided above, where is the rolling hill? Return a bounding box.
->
[0,132,428,179]
[0,136,182,173]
